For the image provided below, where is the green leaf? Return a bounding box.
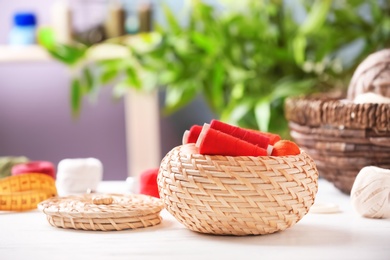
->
[100,69,119,85]
[37,27,56,49]
[125,66,141,89]
[271,78,315,100]
[172,37,190,55]
[139,32,163,45]
[221,99,253,126]
[47,44,86,65]
[154,23,165,33]
[159,70,179,85]
[71,79,82,117]
[97,59,124,84]
[292,35,307,65]
[229,66,254,83]
[191,31,215,54]
[209,62,225,112]
[163,83,197,115]
[112,81,130,99]
[162,3,181,34]
[97,58,125,68]
[231,83,245,100]
[254,99,271,132]
[299,0,333,35]
[369,1,382,23]
[82,67,94,93]
[131,32,163,53]
[138,70,158,92]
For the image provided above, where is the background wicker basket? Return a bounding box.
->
[285,97,390,194]
[158,144,318,236]
[285,49,390,195]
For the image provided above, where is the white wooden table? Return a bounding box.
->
[0,179,389,260]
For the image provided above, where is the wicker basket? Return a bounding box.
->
[285,96,390,194]
[157,144,318,236]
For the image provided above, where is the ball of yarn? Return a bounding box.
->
[347,49,390,100]
[350,166,390,219]
[353,92,390,104]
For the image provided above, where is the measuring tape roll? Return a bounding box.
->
[0,173,57,211]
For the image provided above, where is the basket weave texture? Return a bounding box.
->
[158,144,318,236]
[38,194,164,231]
[285,96,390,194]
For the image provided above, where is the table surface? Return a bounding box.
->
[1,179,389,260]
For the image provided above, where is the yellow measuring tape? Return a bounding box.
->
[0,173,57,211]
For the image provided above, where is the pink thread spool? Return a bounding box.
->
[11,161,56,179]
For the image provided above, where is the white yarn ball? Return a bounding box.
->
[353,92,390,104]
[351,166,390,219]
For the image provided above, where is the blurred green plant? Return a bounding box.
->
[38,0,390,138]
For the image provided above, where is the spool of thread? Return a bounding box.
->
[103,0,125,38]
[139,168,159,198]
[138,2,152,33]
[11,161,56,179]
[350,166,390,219]
[56,158,103,196]
[271,140,301,156]
[50,0,73,44]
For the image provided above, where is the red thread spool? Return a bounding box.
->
[139,168,159,198]
[198,127,267,156]
[210,119,270,149]
[271,140,301,156]
[186,125,203,144]
[11,161,56,179]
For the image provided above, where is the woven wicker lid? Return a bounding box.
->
[348,48,390,100]
[38,193,164,219]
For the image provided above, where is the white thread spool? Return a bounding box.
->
[56,158,103,196]
[351,166,390,219]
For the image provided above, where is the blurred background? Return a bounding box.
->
[0,0,214,180]
[1,0,388,182]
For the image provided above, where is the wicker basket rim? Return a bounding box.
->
[176,143,309,161]
[38,193,164,218]
[285,96,390,131]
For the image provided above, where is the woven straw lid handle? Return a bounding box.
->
[92,196,113,205]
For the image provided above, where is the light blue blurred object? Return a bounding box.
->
[8,12,37,45]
